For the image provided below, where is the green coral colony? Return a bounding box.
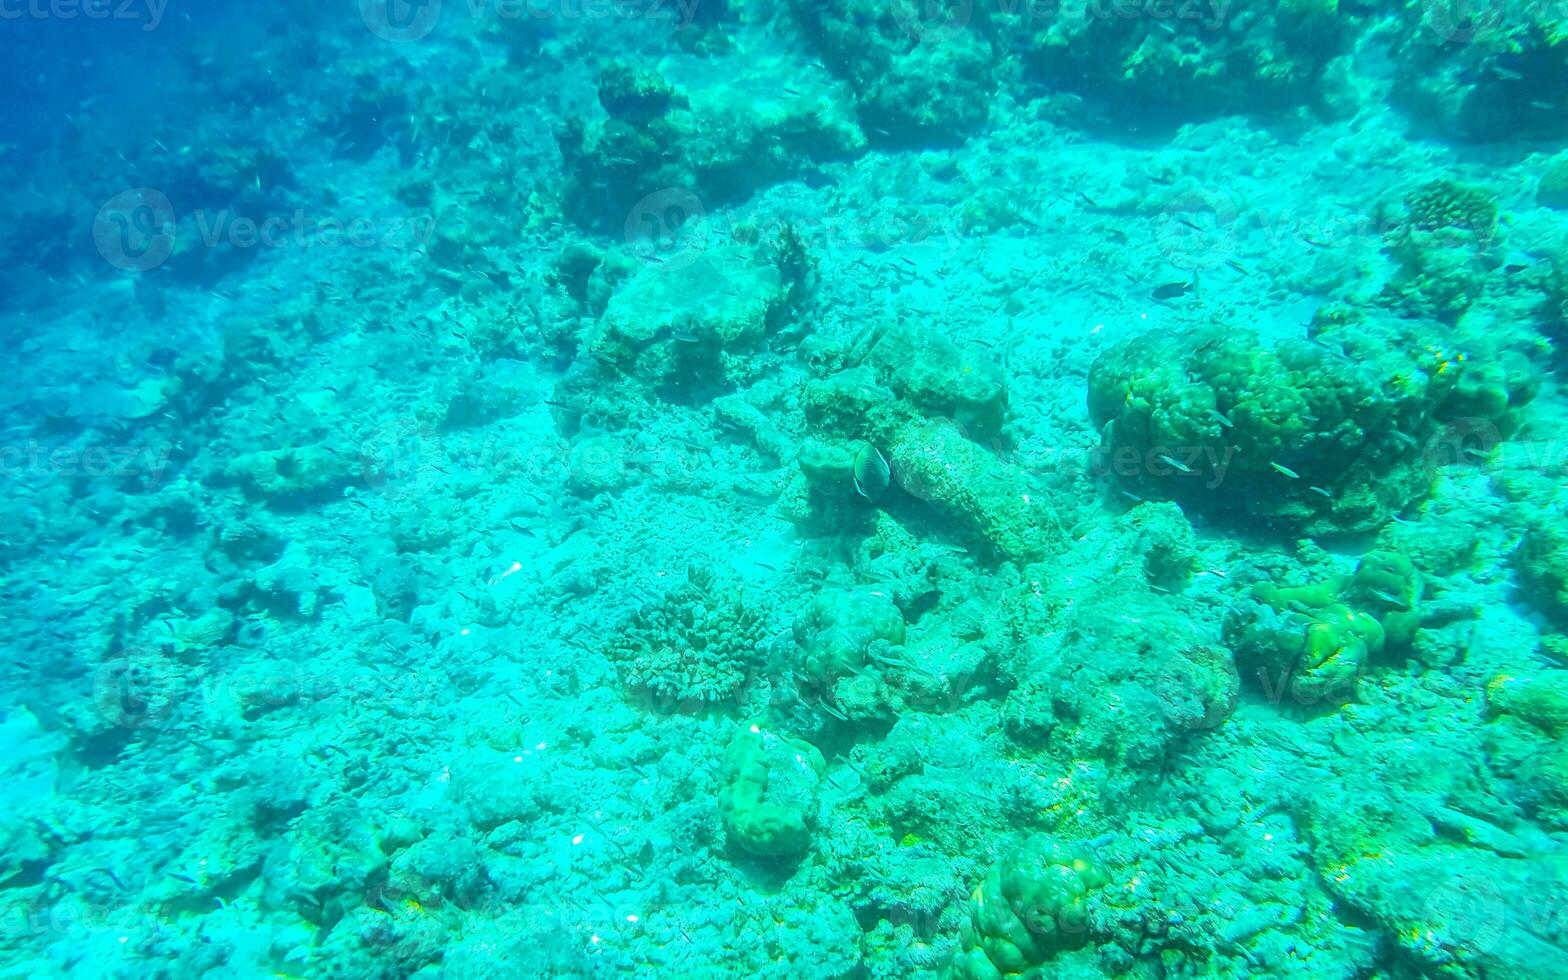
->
[4,0,1568,978]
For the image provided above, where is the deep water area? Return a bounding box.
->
[4,1,1568,977]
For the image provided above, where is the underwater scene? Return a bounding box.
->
[4,0,1568,977]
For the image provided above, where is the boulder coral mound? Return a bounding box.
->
[1088,315,1537,534]
[718,722,824,859]
[948,838,1108,979]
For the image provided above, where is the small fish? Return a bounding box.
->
[1157,453,1194,475]
[1270,461,1301,479]
[1370,589,1410,609]
[1308,485,1333,498]
[852,444,891,501]
[1390,429,1418,448]
[1208,409,1233,428]
[1152,279,1195,300]
[1176,217,1203,232]
[1226,259,1249,276]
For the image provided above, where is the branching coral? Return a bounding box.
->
[603,566,766,711]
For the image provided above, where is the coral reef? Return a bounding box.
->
[1390,4,1568,141]
[5,3,1568,978]
[559,62,865,229]
[1223,548,1423,705]
[997,0,1358,121]
[1088,314,1536,533]
[787,0,997,143]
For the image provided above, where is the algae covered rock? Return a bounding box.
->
[559,61,864,228]
[1541,155,1568,209]
[891,418,1061,564]
[788,0,997,143]
[585,240,798,400]
[1517,507,1568,631]
[226,444,357,505]
[793,588,909,725]
[1005,595,1238,781]
[997,0,1356,122]
[1390,3,1568,142]
[949,838,1108,978]
[801,365,915,448]
[717,722,824,859]
[794,588,907,686]
[798,333,1059,563]
[265,801,390,927]
[1486,672,1568,828]
[1119,500,1199,592]
[863,321,1009,441]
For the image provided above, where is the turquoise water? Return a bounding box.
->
[2,1,1568,976]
